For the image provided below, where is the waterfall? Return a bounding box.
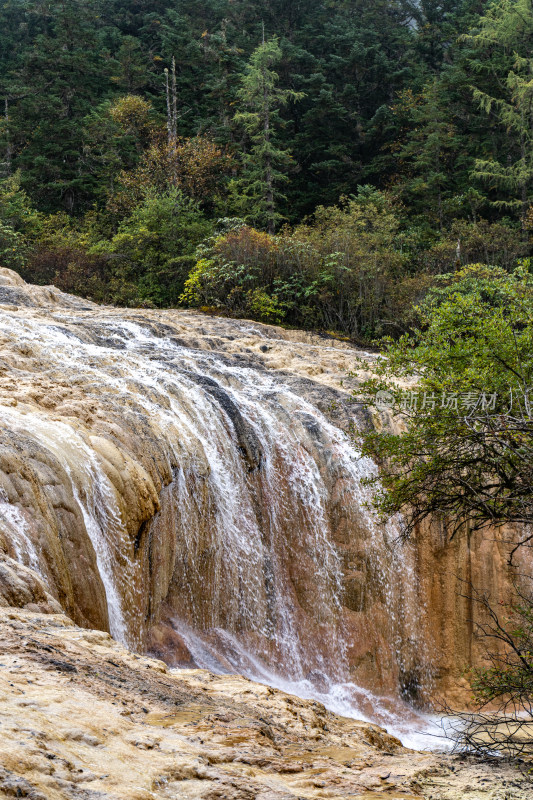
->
[0,288,438,746]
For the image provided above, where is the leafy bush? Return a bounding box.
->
[94,188,212,306]
[356,263,533,544]
[0,220,27,270]
[182,190,422,338]
[0,173,42,236]
[421,218,528,274]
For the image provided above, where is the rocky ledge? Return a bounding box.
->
[0,607,530,800]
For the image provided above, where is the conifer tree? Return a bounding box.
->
[463,0,533,223]
[233,32,303,233]
[7,0,115,212]
[395,80,462,229]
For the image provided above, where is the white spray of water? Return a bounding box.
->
[0,494,41,574]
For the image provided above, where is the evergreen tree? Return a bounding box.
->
[410,0,479,72]
[387,0,508,227]
[393,81,463,229]
[234,34,303,233]
[0,0,531,319]
[111,36,152,94]
[198,21,243,143]
[463,0,533,222]
[6,0,117,212]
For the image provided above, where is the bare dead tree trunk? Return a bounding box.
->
[440,580,533,765]
[171,56,178,146]
[3,97,12,177]
[164,57,178,187]
[165,58,178,147]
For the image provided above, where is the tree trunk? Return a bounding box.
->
[3,98,12,177]
[165,58,178,187]
[520,117,527,234]
[165,58,178,148]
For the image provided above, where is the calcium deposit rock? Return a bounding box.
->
[0,266,526,715]
[0,607,530,800]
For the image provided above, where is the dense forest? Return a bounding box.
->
[1,0,532,341]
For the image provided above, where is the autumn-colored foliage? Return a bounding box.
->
[108,136,233,218]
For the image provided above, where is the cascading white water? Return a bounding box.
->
[0,409,129,641]
[0,493,41,574]
[0,297,441,747]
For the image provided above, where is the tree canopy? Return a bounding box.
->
[357,264,533,555]
[0,0,533,327]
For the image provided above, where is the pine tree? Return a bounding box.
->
[198,21,243,144]
[112,36,151,94]
[288,0,420,214]
[233,33,303,233]
[393,80,463,229]
[410,1,480,72]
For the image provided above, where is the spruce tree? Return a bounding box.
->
[7,0,116,212]
[233,33,303,233]
[463,0,533,223]
[394,80,462,229]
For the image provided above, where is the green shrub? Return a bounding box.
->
[92,188,212,306]
[0,220,27,271]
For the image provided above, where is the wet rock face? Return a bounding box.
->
[0,427,110,630]
[0,267,522,708]
[0,557,62,614]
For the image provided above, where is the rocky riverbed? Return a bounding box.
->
[0,606,530,800]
